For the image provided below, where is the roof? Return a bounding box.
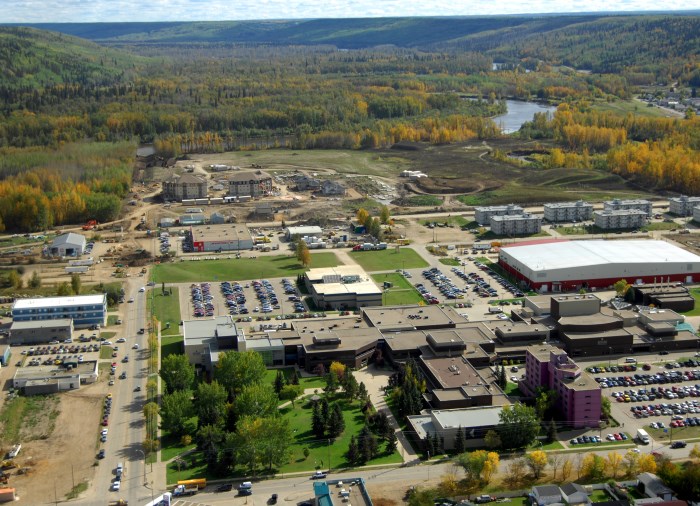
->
[533,485,563,498]
[191,224,252,244]
[12,294,106,311]
[183,316,240,346]
[166,173,206,184]
[431,406,504,429]
[544,201,593,209]
[14,360,98,380]
[560,483,587,496]
[362,305,458,330]
[228,171,271,182]
[11,319,73,330]
[51,233,86,247]
[287,226,323,236]
[638,472,674,496]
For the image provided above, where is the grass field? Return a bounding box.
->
[439,258,461,266]
[161,334,184,358]
[592,99,677,118]
[642,222,680,231]
[405,195,443,206]
[263,367,327,391]
[151,288,181,336]
[152,253,340,283]
[371,272,424,306]
[682,288,700,316]
[350,248,428,272]
[99,346,114,359]
[420,215,470,228]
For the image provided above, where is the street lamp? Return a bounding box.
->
[609,347,613,368]
[135,448,147,486]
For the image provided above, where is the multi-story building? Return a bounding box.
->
[227,171,273,198]
[489,214,542,235]
[162,173,208,201]
[520,345,601,428]
[11,294,107,329]
[594,209,647,230]
[670,195,700,217]
[603,198,653,216]
[543,201,594,223]
[474,204,523,226]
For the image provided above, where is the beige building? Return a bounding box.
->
[305,265,382,310]
[543,201,593,223]
[603,198,653,216]
[227,171,273,198]
[489,213,542,235]
[670,195,700,217]
[163,173,208,201]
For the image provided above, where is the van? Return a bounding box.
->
[239,481,253,490]
[625,357,637,364]
[116,462,124,478]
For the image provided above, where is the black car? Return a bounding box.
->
[216,483,234,492]
[239,489,253,496]
[659,351,670,355]
[671,441,687,449]
[269,494,278,504]
[97,449,105,459]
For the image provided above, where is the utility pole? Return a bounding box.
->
[328,439,331,473]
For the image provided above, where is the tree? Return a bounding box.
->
[7,270,22,289]
[71,272,81,294]
[454,425,466,454]
[690,444,700,460]
[601,396,612,421]
[160,354,195,393]
[369,217,382,238]
[296,240,311,267]
[637,453,657,473]
[56,281,71,295]
[194,380,228,428]
[358,425,378,464]
[358,382,369,402]
[379,205,390,224]
[347,435,359,465]
[327,403,345,438]
[456,450,493,482]
[546,419,558,443]
[324,371,340,393]
[289,369,300,385]
[385,431,398,454]
[614,279,630,297]
[343,370,359,400]
[312,401,326,438]
[483,452,500,482]
[279,384,304,407]
[356,208,370,225]
[329,361,346,381]
[581,454,606,481]
[504,458,527,489]
[561,459,573,481]
[273,370,286,394]
[233,383,279,421]
[484,429,502,449]
[257,416,293,471]
[549,453,564,481]
[215,350,266,398]
[607,451,623,478]
[160,389,195,437]
[196,423,225,467]
[28,271,41,288]
[497,403,540,450]
[526,450,548,479]
[535,387,557,419]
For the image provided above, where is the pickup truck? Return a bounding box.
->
[173,485,198,497]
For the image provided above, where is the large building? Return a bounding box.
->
[489,214,542,236]
[543,201,594,223]
[669,195,700,217]
[13,360,98,395]
[227,171,273,198]
[408,406,505,451]
[286,226,323,241]
[49,233,86,257]
[9,319,73,345]
[12,294,107,328]
[305,266,382,310]
[594,209,647,230]
[499,239,700,292]
[162,173,208,201]
[603,198,653,216]
[190,224,254,252]
[520,345,601,428]
[475,204,524,226]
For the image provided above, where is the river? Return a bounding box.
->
[493,100,557,134]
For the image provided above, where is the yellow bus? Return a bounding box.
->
[177,478,207,489]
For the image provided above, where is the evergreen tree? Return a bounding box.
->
[328,403,345,438]
[320,398,330,426]
[343,370,359,399]
[358,382,369,402]
[347,435,359,465]
[273,369,286,394]
[454,425,466,454]
[547,419,558,443]
[289,369,300,385]
[432,432,441,455]
[358,425,377,464]
[385,431,398,454]
[312,401,326,438]
[425,431,435,458]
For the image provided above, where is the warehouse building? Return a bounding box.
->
[12,294,107,328]
[162,173,208,201]
[13,360,98,395]
[603,198,653,216]
[9,319,73,345]
[594,209,648,230]
[49,233,86,257]
[669,195,700,217]
[498,239,700,292]
[286,226,323,241]
[543,201,594,223]
[305,265,382,310]
[489,213,542,236]
[190,224,254,252]
[475,204,523,226]
[227,171,273,198]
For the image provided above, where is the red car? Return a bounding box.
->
[102,419,109,426]
[614,433,622,440]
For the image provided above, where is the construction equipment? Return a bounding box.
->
[108,500,128,506]
[82,220,98,231]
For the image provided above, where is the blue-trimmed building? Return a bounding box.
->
[12,294,107,329]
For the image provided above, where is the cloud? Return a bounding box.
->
[1,0,698,23]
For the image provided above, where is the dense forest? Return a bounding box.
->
[0,14,699,230]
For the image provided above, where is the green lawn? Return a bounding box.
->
[101,331,116,340]
[152,252,340,283]
[263,368,327,391]
[160,430,197,462]
[556,226,593,235]
[682,288,700,316]
[405,195,443,206]
[99,346,114,359]
[641,222,679,231]
[107,314,120,325]
[589,490,613,502]
[350,248,428,272]
[420,215,470,228]
[161,335,184,358]
[151,288,181,336]
[503,382,523,396]
[371,272,424,306]
[439,258,461,266]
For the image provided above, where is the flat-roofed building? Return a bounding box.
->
[543,201,594,223]
[630,283,695,313]
[190,224,254,252]
[420,355,495,409]
[604,198,653,216]
[475,204,523,226]
[594,209,648,230]
[669,195,700,217]
[163,173,208,201]
[489,213,542,235]
[286,226,323,240]
[407,406,505,451]
[13,360,98,395]
[12,294,107,328]
[305,266,382,310]
[227,171,273,198]
[9,319,73,345]
[362,305,459,332]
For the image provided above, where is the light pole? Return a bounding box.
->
[135,448,147,486]
[609,347,613,368]
[328,439,331,473]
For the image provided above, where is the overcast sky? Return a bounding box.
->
[2,0,699,23]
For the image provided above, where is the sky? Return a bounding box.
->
[2,0,699,23]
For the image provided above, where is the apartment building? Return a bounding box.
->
[474,204,524,226]
[489,214,542,235]
[543,201,594,223]
[594,209,647,230]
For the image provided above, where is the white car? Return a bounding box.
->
[116,338,126,343]
[111,481,121,491]
[128,297,134,303]
[101,429,108,436]
[139,287,145,292]
[132,344,139,350]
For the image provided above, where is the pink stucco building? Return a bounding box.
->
[521,345,601,429]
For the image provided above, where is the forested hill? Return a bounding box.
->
[0,27,146,91]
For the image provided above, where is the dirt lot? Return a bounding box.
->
[0,378,108,503]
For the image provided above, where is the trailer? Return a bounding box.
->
[65,266,89,274]
[173,485,198,497]
[7,445,20,459]
[69,258,94,267]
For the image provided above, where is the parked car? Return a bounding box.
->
[475,495,496,504]
[671,441,687,449]
[216,483,233,492]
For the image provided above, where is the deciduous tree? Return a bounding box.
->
[215,350,266,398]
[160,389,194,437]
[194,380,228,428]
[526,450,549,478]
[160,354,195,393]
[497,403,540,450]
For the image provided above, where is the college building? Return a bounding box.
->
[304,266,382,310]
[11,294,107,329]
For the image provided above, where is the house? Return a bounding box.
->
[49,233,86,257]
[637,473,675,501]
[321,180,346,196]
[210,212,227,225]
[253,203,275,219]
[295,175,321,191]
[560,483,589,506]
[531,485,563,506]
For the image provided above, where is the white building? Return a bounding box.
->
[603,198,653,216]
[594,209,647,230]
[474,204,523,226]
[286,226,323,241]
[305,265,382,310]
[49,233,86,257]
[489,214,542,235]
[670,195,700,217]
[12,294,107,328]
[543,201,594,223]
